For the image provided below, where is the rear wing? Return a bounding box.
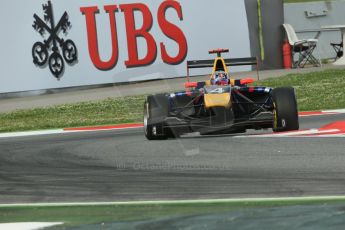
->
[186,57,260,81]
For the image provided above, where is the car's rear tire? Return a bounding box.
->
[271,87,299,132]
[144,94,173,140]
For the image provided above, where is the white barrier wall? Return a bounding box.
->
[0,0,250,93]
[285,0,345,60]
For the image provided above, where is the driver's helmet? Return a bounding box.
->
[211,71,229,85]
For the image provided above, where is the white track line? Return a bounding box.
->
[299,109,345,117]
[316,134,345,137]
[65,126,143,133]
[0,129,64,138]
[323,109,345,114]
[0,126,143,139]
[299,113,334,117]
[1,196,345,207]
[236,129,342,138]
[0,222,63,230]
[254,129,320,137]
[258,129,339,137]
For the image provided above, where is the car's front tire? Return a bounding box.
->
[144,94,172,140]
[271,87,299,132]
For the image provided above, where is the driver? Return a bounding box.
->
[211,71,229,85]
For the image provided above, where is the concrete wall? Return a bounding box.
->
[245,0,284,70]
[284,0,345,60]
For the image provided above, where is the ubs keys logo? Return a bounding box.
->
[32,1,77,80]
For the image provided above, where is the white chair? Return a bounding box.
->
[283,23,321,68]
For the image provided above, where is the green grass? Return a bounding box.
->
[0,69,345,133]
[1,199,345,227]
[0,96,146,133]
[0,203,237,226]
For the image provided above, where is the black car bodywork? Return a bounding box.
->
[144,49,299,140]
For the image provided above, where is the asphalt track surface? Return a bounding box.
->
[0,114,345,204]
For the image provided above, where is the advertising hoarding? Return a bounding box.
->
[0,0,250,93]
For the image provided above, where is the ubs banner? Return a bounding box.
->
[0,0,250,93]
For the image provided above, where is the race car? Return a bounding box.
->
[144,49,299,140]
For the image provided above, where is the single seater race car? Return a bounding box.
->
[144,49,299,140]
